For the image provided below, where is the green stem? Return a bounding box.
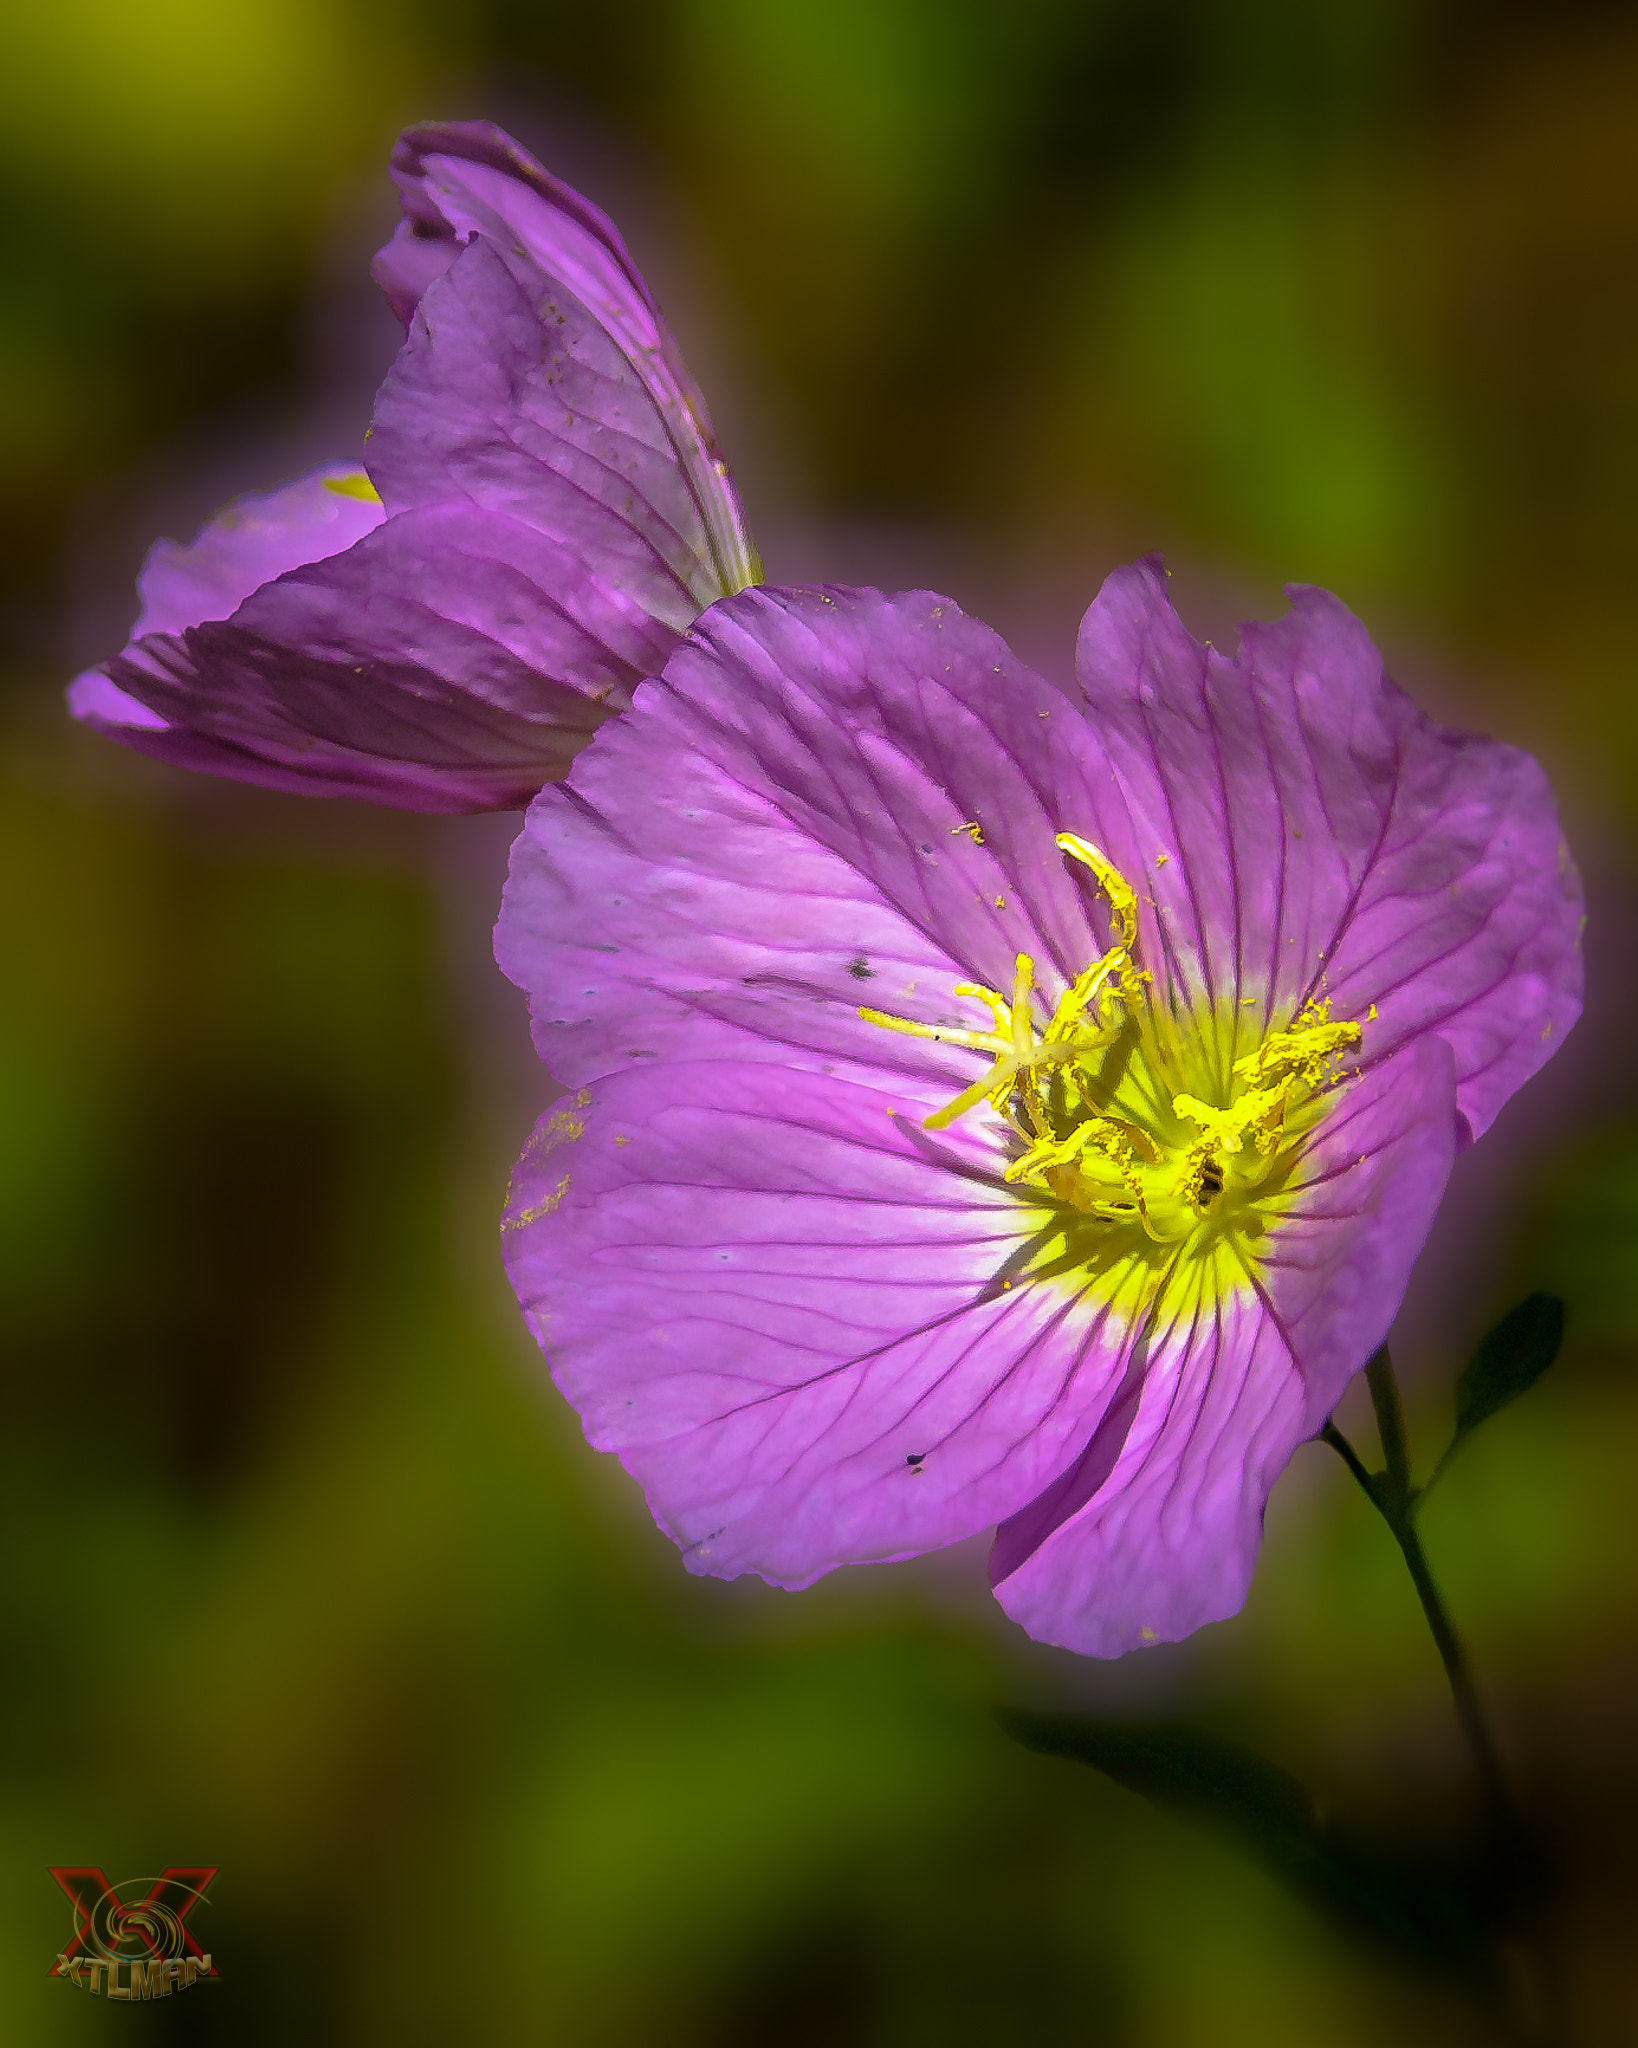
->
[1325,1354,1566,2043]
[1385,1482,1518,1841]
[1365,1348,1414,1507]
[1323,1352,1522,1854]
[1318,1418,1375,1498]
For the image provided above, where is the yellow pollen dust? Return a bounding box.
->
[858,834,1363,1261]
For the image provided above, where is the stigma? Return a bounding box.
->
[860,834,1362,1248]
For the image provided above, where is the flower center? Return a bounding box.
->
[860,834,1364,1253]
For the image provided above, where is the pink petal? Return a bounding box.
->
[132,464,385,640]
[369,235,722,627]
[498,584,1118,1100]
[1074,557,1583,1142]
[91,504,664,811]
[373,120,757,596]
[503,1062,1142,1586]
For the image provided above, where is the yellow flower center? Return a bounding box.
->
[860,834,1364,1292]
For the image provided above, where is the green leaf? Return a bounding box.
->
[1453,1293,1566,1447]
[999,1711,1501,1984]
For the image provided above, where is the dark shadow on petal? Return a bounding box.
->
[989,1343,1150,1586]
[888,1110,1015,1192]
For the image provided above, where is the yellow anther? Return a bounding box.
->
[951,980,1013,1035]
[1016,1116,1155,1227]
[1232,996,1361,1090]
[1056,833,1139,948]
[324,470,381,503]
[1172,1085,1285,1156]
[1173,1094,1247,1155]
[1042,946,1131,1046]
[1005,1114,1138,1190]
[1008,955,1036,1058]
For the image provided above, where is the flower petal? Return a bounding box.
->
[498,584,1125,1097]
[85,504,668,811]
[131,463,386,643]
[502,1061,1153,1586]
[990,1035,1458,1657]
[372,120,758,597]
[66,670,167,732]
[1074,556,1583,1142]
[1260,1036,1459,1431]
[368,235,723,623]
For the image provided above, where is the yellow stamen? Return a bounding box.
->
[950,977,1014,1036]
[856,1009,1007,1056]
[1056,832,1138,948]
[1042,946,1130,1046]
[857,836,1365,1277]
[1231,996,1361,1089]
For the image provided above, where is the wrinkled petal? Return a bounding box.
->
[373,120,654,332]
[503,1063,1148,1585]
[88,504,667,810]
[990,1036,1458,1656]
[369,236,723,622]
[66,670,167,732]
[373,119,758,596]
[498,583,1115,1094]
[1074,556,1583,1142]
[1261,1039,1462,1432]
[125,464,386,646]
[69,461,384,769]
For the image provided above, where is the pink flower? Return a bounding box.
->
[70,123,756,811]
[495,562,1582,1656]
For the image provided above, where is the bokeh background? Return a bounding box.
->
[3,1,1636,2040]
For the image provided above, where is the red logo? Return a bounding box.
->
[48,1868,218,1999]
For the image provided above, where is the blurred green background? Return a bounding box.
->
[3,1,1636,2040]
